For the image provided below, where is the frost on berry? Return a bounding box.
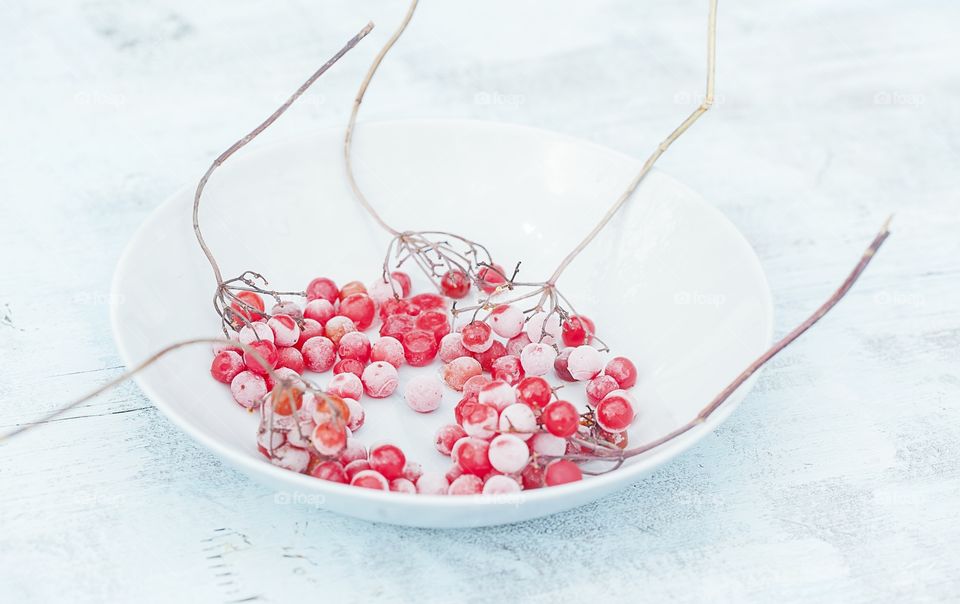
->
[543,400,579,438]
[477,380,516,412]
[361,361,399,398]
[369,336,404,368]
[239,322,274,345]
[553,347,576,382]
[230,370,267,409]
[505,332,532,357]
[305,277,339,303]
[404,374,444,413]
[595,393,635,433]
[451,437,492,476]
[516,376,551,410]
[561,315,595,348]
[498,403,537,440]
[545,459,583,486]
[390,478,417,494]
[438,332,470,363]
[276,347,305,374]
[586,375,619,406]
[567,345,604,381]
[460,321,494,353]
[489,305,525,339]
[268,444,310,473]
[482,474,522,495]
[604,356,638,389]
[402,329,439,367]
[325,315,358,346]
[525,311,561,345]
[339,293,376,330]
[490,355,524,386]
[301,336,336,372]
[350,469,389,490]
[369,443,406,480]
[434,423,467,456]
[296,319,325,348]
[327,372,363,401]
[267,314,301,347]
[211,350,244,384]
[530,431,567,457]
[473,340,506,372]
[487,434,529,474]
[442,356,483,391]
[519,342,557,377]
[462,374,492,397]
[460,402,499,439]
[303,299,336,325]
[337,331,371,363]
[448,474,483,495]
[416,472,450,495]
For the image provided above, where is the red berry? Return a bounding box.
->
[586,375,619,406]
[505,332,532,357]
[490,355,524,385]
[595,394,635,433]
[276,347,305,374]
[415,310,451,343]
[410,293,446,311]
[477,263,507,294]
[339,293,376,330]
[379,297,420,321]
[296,318,324,348]
[244,340,278,375]
[543,400,579,437]
[439,332,471,363]
[443,356,483,391]
[311,420,347,456]
[230,291,265,324]
[343,459,371,480]
[440,270,470,299]
[303,299,335,325]
[473,340,506,372]
[211,350,244,383]
[361,361,399,398]
[267,314,301,347]
[390,271,412,297]
[305,277,338,303]
[544,460,582,486]
[230,371,266,409]
[309,460,346,483]
[339,280,367,301]
[368,443,406,480]
[336,331,371,363]
[379,313,416,341]
[454,393,479,426]
[324,316,357,346]
[604,357,638,389]
[369,336,404,368]
[448,474,483,495]
[326,372,363,400]
[401,329,439,367]
[461,402,499,439]
[390,478,417,493]
[553,347,576,381]
[516,376,551,410]
[451,437,492,476]
[435,424,468,456]
[333,358,364,377]
[561,315,595,347]
[350,469,389,490]
[461,321,493,353]
[521,463,545,489]
[301,336,336,372]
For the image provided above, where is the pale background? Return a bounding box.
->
[1,0,958,602]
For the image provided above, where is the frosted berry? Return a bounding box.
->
[303,299,335,325]
[506,332,532,357]
[311,420,347,456]
[270,384,304,416]
[442,356,482,391]
[309,460,347,483]
[530,431,567,457]
[271,300,302,319]
[369,336,404,368]
[324,315,357,346]
[404,374,444,413]
[239,322,274,345]
[368,443,406,480]
[367,276,402,304]
[230,370,267,409]
[438,332,470,363]
[296,318,324,348]
[521,463,545,490]
[553,347,576,381]
[440,269,470,299]
[276,347,305,373]
[520,342,557,377]
[489,305,525,339]
[453,437,495,477]
[390,478,417,494]
[361,361,399,398]
[343,459,371,480]
[244,340,279,375]
[478,380,517,412]
[416,472,450,495]
[268,444,310,473]
[498,403,537,440]
[337,331,371,363]
[462,374,492,397]
[490,355,524,385]
[326,372,363,400]
[482,474,521,495]
[545,460,582,486]
[265,314,299,347]
[230,291,265,324]
[487,434,529,474]
[586,375,619,406]
[402,461,423,483]
[333,358,364,377]
[402,329,439,367]
[460,321,494,353]
[567,345,603,381]
[415,310,451,343]
[473,340,506,372]
[308,393,350,426]
[338,280,366,300]
[595,393,635,433]
[561,315,595,347]
[379,313,416,341]
[461,402,499,439]
[339,439,367,465]
[478,263,507,294]
[525,311,562,345]
[516,376,551,410]
[350,469,389,490]
[410,292,446,311]
[343,397,365,432]
[339,293,376,330]
[379,297,420,321]
[543,400,579,437]
[301,336,336,372]
[390,271,412,297]
[448,474,483,495]
[211,350,244,384]
[434,423,467,456]
[604,356,638,389]
[305,277,338,303]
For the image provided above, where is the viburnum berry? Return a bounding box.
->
[379,297,420,321]
[567,345,604,381]
[368,443,406,480]
[244,340,279,375]
[415,310,451,343]
[238,322,274,345]
[553,347,576,381]
[477,263,507,294]
[343,459,371,480]
[267,314,301,347]
[308,393,351,425]
[434,423,468,456]
[270,386,303,416]
[326,372,363,400]
[416,472,450,495]
[489,305,525,339]
[490,355,524,385]
[404,374,444,413]
[462,374,492,397]
[211,350,244,384]
[530,431,568,457]
[230,291,265,323]
[301,336,336,372]
[585,374,619,406]
[339,293,376,330]
[516,376,551,410]
[343,397,365,432]
[487,434,529,474]
[442,356,482,391]
[521,463,545,489]
[309,460,347,483]
[338,280,367,301]
[303,299,335,325]
[525,311,562,344]
[460,321,494,353]
[339,439,367,465]
[519,342,557,377]
[276,347,305,373]
[461,402,499,439]
[390,478,417,493]
[369,336,404,368]
[402,329,439,367]
[350,469,389,490]
[561,315,595,347]
[473,340,506,372]
[453,393,478,426]
[543,400,579,437]
[438,332,470,363]
[478,380,516,412]
[367,277,402,305]
[361,361,399,398]
[595,393,635,433]
[333,358,364,377]
[410,292,446,311]
[337,331,371,363]
[448,474,483,495]
[324,315,357,346]
[268,444,310,473]
[440,269,470,299]
[482,474,521,495]
[390,271,412,297]
[544,459,583,486]
[296,318,324,348]
[604,356,638,389]
[505,332,532,357]
[305,277,338,303]
[379,313,416,341]
[230,370,267,409]
[311,420,347,456]
[271,300,303,319]
[498,403,537,440]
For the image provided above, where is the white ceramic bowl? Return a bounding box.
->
[111,119,773,528]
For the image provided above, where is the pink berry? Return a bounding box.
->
[440,270,470,299]
[521,463,545,489]
[271,300,303,319]
[343,397,365,431]
[239,322,274,345]
[461,402,499,439]
[311,420,347,456]
[402,329,439,367]
[333,358,364,377]
[402,461,423,482]
[452,437,493,476]
[390,478,417,493]
[544,460,582,486]
[543,400,579,437]
[604,356,638,389]
[276,347,305,374]
[416,472,450,495]
[211,350,244,383]
[367,276,402,304]
[520,342,557,377]
[525,311,561,344]
[244,340,279,375]
[301,336,336,372]
[461,321,494,353]
[567,345,603,381]
[442,356,483,391]
[462,374,492,397]
[595,394,635,433]
[498,404,537,440]
[268,444,310,473]
[309,460,347,483]
[324,315,357,346]
[337,331,371,363]
[553,347,576,381]
[530,431,567,457]
[404,374,444,413]
[438,332,471,363]
[361,361,399,398]
[339,280,367,301]
[350,469,389,490]
[339,293,376,330]
[230,291,265,325]
[305,277,338,303]
[369,336,404,368]
[489,305,525,339]
[478,380,516,412]
[410,292,447,311]
[473,340,506,372]
[448,474,483,495]
[415,310,451,343]
[379,313,416,341]
[390,271,412,297]
[339,439,368,465]
[478,264,507,294]
[505,333,532,357]
[267,314,300,347]
[490,355,525,385]
[296,318,324,348]
[482,474,521,495]
[369,443,406,479]
[343,459,371,480]
[303,299,335,325]
[586,375,619,406]
[326,372,363,400]
[230,370,267,409]
[487,434,529,474]
[516,376,551,410]
[435,424,468,456]
[561,315,595,347]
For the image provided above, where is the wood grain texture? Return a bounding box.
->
[1,0,957,601]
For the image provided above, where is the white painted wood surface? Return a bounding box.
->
[1,0,957,601]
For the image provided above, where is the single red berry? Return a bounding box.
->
[339,293,376,330]
[595,394,635,433]
[390,271,412,297]
[276,347,305,374]
[303,299,335,325]
[380,313,416,341]
[586,374,619,406]
[478,263,507,294]
[343,459,371,480]
[305,277,338,303]
[339,280,367,301]
[350,469,389,490]
[461,321,493,353]
[451,437,492,476]
[473,340,506,372]
[490,355,524,386]
[230,291,265,324]
[415,310,451,343]
[368,443,406,480]
[553,347,576,382]
[211,350,244,384]
[336,331,371,363]
[516,376,551,410]
[435,424,468,456]
[454,393,479,426]
[301,336,336,372]
[561,315,595,347]
[448,474,483,495]
[402,329,440,367]
[543,400,579,437]
[521,463,545,489]
[544,460,583,486]
[309,460,347,483]
[333,358,364,377]
[267,314,301,347]
[409,293,446,312]
[244,340,279,375]
[311,420,347,456]
[440,270,470,299]
[369,336,405,368]
[604,357,638,389]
